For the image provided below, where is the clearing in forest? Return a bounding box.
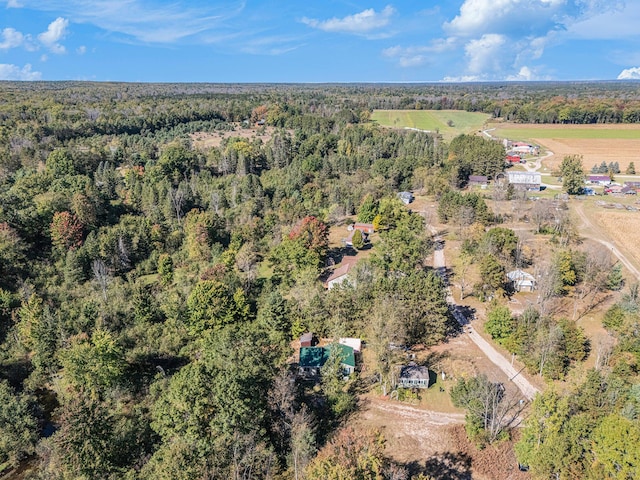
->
[491,123,640,171]
[371,110,490,140]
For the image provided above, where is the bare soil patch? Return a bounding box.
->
[189,125,285,149]
[356,394,529,479]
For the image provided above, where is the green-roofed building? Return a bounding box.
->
[298,343,356,377]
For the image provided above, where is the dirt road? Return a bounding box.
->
[574,202,640,281]
[432,230,540,400]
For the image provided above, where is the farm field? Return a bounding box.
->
[491,123,640,171]
[371,110,490,140]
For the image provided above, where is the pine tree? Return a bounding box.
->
[627,162,636,175]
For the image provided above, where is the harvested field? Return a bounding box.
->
[591,209,640,267]
[490,123,640,172]
[532,137,640,171]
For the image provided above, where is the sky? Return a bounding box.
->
[2,0,640,82]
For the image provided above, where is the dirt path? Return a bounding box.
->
[363,397,465,426]
[574,202,640,281]
[432,228,540,400]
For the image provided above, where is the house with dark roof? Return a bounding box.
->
[298,344,356,377]
[398,364,432,389]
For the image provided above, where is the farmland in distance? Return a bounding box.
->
[491,123,640,171]
[371,110,490,140]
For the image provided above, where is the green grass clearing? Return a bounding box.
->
[371,110,490,140]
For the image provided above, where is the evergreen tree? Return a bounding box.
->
[627,162,636,175]
[560,155,585,195]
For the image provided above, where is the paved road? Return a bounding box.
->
[431,229,540,400]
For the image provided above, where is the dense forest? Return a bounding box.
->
[1,81,640,479]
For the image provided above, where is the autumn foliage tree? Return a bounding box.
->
[288,216,329,259]
[305,427,391,480]
[50,211,83,252]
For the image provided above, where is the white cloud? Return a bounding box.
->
[6,0,22,7]
[382,38,457,68]
[507,66,535,81]
[15,0,246,44]
[445,0,577,38]
[465,33,506,74]
[0,63,41,80]
[441,75,481,82]
[618,67,640,80]
[37,17,69,53]
[76,45,86,54]
[302,5,395,35]
[0,28,24,50]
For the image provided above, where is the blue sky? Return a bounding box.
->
[2,0,640,82]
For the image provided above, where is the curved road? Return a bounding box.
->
[574,203,640,282]
[431,227,540,400]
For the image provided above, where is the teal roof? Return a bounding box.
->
[333,343,356,368]
[299,347,330,368]
[299,344,356,368]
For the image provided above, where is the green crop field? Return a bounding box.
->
[371,110,490,140]
[493,127,640,140]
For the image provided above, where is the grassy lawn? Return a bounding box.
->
[371,110,490,140]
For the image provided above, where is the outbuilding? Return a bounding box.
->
[507,269,536,292]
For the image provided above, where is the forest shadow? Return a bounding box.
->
[403,451,472,480]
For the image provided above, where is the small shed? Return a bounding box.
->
[507,269,536,292]
[468,175,488,187]
[339,337,362,353]
[300,332,316,348]
[397,191,414,205]
[398,364,432,389]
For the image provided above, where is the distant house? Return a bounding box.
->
[625,181,640,192]
[507,269,536,292]
[468,175,488,187]
[398,364,432,389]
[622,185,638,195]
[606,185,624,194]
[588,175,611,185]
[351,223,375,234]
[506,154,522,164]
[507,171,542,191]
[397,191,414,205]
[298,344,356,377]
[325,256,358,289]
[345,223,374,247]
[510,142,539,155]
